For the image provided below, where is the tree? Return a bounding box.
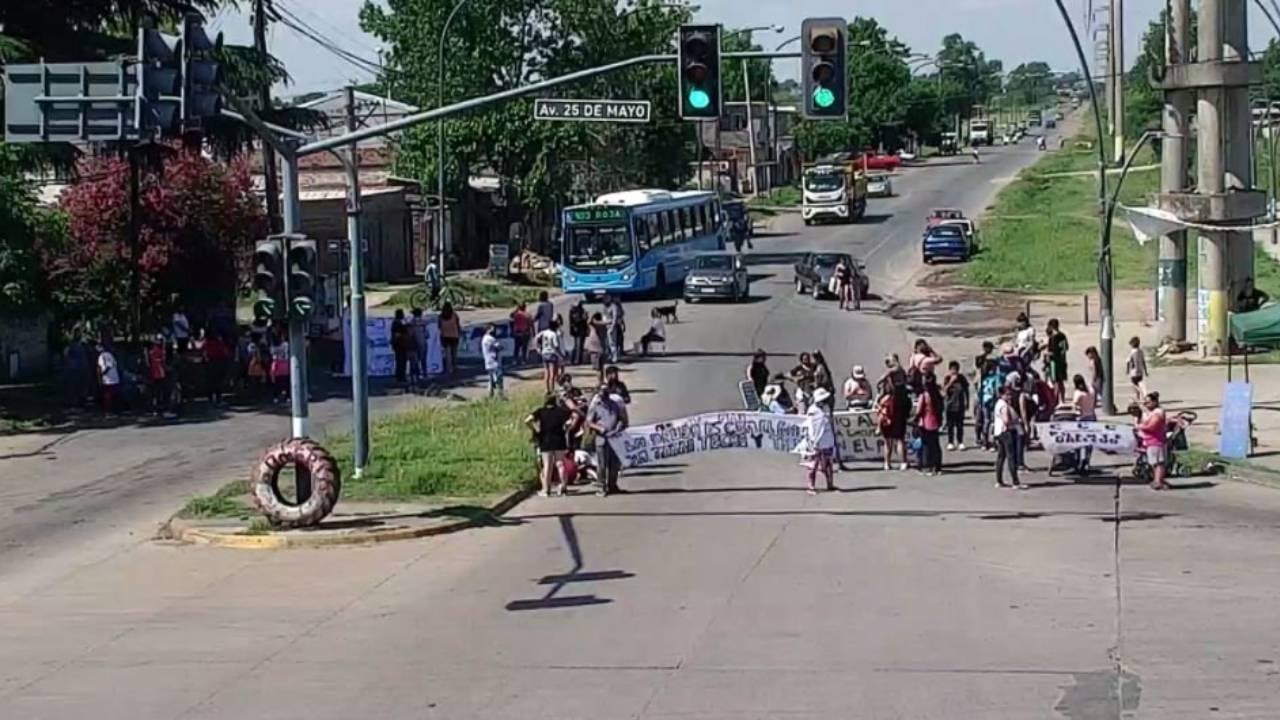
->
[0,147,65,315]
[935,33,998,119]
[1006,61,1054,105]
[48,148,266,326]
[1126,6,1198,139]
[721,30,773,103]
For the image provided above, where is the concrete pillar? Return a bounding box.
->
[1197,0,1230,356]
[1158,0,1192,344]
[1224,0,1255,307]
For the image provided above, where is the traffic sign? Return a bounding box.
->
[533,98,650,123]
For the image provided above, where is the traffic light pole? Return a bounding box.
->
[344,86,370,477]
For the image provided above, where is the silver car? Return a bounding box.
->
[866,173,893,198]
[684,253,750,302]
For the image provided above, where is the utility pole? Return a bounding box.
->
[344,86,369,477]
[1102,3,1114,146]
[254,0,281,233]
[1224,0,1255,309]
[742,59,759,196]
[1158,0,1191,343]
[1111,0,1125,162]
[1198,0,1229,356]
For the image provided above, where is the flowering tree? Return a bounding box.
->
[48,147,265,328]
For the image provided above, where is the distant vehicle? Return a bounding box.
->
[560,188,725,297]
[684,252,749,302]
[922,224,972,264]
[937,218,978,249]
[794,252,869,300]
[897,149,919,162]
[925,207,966,229]
[1054,110,1065,120]
[1027,109,1043,127]
[866,173,893,198]
[801,158,868,225]
[1044,117,1057,129]
[970,119,993,146]
[939,132,959,155]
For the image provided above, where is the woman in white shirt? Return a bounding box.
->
[802,388,837,494]
[639,308,666,356]
[993,384,1026,489]
[842,365,873,409]
[1070,374,1097,473]
[535,319,564,393]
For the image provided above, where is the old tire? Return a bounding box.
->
[251,438,342,528]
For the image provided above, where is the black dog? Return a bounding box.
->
[654,301,679,324]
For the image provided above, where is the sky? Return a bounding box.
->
[211,0,1280,97]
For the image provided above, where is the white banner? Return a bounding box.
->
[608,409,891,469]
[341,315,514,377]
[1037,420,1136,454]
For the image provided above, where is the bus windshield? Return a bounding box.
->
[565,223,633,269]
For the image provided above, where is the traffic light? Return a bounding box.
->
[802,18,847,119]
[253,238,285,321]
[678,24,722,120]
[181,14,223,127]
[135,25,182,135]
[286,237,318,319]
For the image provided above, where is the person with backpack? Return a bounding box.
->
[942,361,970,451]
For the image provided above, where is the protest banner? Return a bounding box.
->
[831,410,888,461]
[1037,420,1135,455]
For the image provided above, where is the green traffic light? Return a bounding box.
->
[813,86,836,109]
[687,88,711,110]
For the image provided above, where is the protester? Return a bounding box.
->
[526,394,573,497]
[1015,372,1036,471]
[993,385,1027,489]
[585,312,608,383]
[536,318,564,393]
[604,365,632,407]
[1137,391,1170,490]
[834,257,856,311]
[746,350,771,400]
[976,359,1000,451]
[510,302,532,365]
[586,385,627,496]
[1014,312,1037,361]
[812,350,835,393]
[409,308,428,383]
[878,353,907,395]
[391,309,410,383]
[802,387,837,494]
[1085,345,1106,406]
[639,308,666,356]
[761,384,790,414]
[569,299,589,365]
[1126,337,1148,402]
[534,290,555,334]
[96,342,120,415]
[145,336,168,415]
[269,328,290,403]
[438,302,461,375]
[202,330,231,406]
[908,339,940,390]
[942,360,970,451]
[916,373,945,475]
[172,306,192,352]
[790,352,817,412]
[481,324,504,399]
[1070,374,1097,473]
[1044,318,1070,401]
[974,339,995,376]
[878,380,910,471]
[843,365,873,409]
[605,295,626,362]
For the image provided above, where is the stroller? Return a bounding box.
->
[1133,410,1198,481]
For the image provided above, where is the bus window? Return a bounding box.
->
[680,208,692,240]
[660,211,672,244]
[565,223,633,269]
[634,216,651,253]
[709,201,719,230]
[697,204,709,235]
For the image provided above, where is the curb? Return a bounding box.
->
[169,486,533,550]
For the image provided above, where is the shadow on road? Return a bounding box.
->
[505,514,632,612]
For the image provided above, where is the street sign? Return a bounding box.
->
[4,61,139,143]
[488,243,510,277]
[533,98,651,123]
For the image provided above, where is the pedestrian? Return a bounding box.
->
[977,359,1000,450]
[908,339,940,391]
[605,295,626,362]
[586,311,607,383]
[1085,345,1106,406]
[203,330,232,406]
[391,308,410,383]
[586,384,627,496]
[1125,336,1148,402]
[973,339,995,377]
[834,257,856,311]
[746,349,771,401]
[604,364,632,408]
[269,328,290,403]
[569,299,589,365]
[438,302,461,375]
[481,323,505,398]
[790,352,817,412]
[146,336,168,415]
[172,306,191,352]
[95,342,120,416]
[812,350,835,394]
[639,307,666,356]
[526,394,573,497]
[802,387,837,494]
[409,308,428,384]
[916,372,944,475]
[536,318,564,393]
[424,258,441,303]
[993,385,1027,489]
[877,380,910,471]
[246,335,268,400]
[1044,318,1069,401]
[1137,391,1170,490]
[1070,374,1097,473]
[877,353,907,395]
[843,365,873,410]
[510,302,532,365]
[942,360,970,451]
[533,290,555,334]
[1014,312,1037,363]
[1014,373,1037,471]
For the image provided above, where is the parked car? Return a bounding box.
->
[925,207,965,229]
[684,252,750,302]
[922,224,972,264]
[866,173,893,197]
[794,252,869,300]
[937,218,979,252]
[861,152,902,171]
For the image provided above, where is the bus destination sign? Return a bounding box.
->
[569,206,628,223]
[534,99,651,123]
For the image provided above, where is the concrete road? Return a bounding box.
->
[5,130,1280,718]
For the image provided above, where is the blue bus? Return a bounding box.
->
[560,189,726,296]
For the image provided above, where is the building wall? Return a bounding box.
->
[0,313,51,381]
[299,191,416,283]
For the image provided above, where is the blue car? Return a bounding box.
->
[922,224,971,264]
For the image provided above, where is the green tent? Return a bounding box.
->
[1230,305,1280,348]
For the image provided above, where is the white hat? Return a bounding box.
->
[812,388,832,404]
[852,365,866,379]
[761,385,781,405]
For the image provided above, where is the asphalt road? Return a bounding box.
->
[5,129,1280,718]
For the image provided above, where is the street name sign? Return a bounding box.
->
[533,98,651,123]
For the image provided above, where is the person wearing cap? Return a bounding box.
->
[802,387,837,494]
[843,365,873,410]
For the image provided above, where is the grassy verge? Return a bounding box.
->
[959,134,1161,291]
[754,185,801,207]
[179,480,253,519]
[384,275,549,311]
[327,392,539,502]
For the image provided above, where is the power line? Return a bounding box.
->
[275,0,383,56]
[272,5,384,78]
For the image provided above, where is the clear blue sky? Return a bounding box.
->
[211,0,1279,97]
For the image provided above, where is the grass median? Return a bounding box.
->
[384,275,550,311]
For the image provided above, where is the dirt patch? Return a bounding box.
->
[886,285,1048,339]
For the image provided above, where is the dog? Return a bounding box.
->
[654,301,679,324]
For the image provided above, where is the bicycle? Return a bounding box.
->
[407,277,469,311]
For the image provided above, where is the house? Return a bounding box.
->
[697,102,800,194]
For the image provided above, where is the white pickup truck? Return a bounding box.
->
[969,119,992,146]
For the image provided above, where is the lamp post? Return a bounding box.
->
[435,0,472,278]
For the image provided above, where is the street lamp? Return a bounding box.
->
[435,0,472,278]
[721,25,784,197]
